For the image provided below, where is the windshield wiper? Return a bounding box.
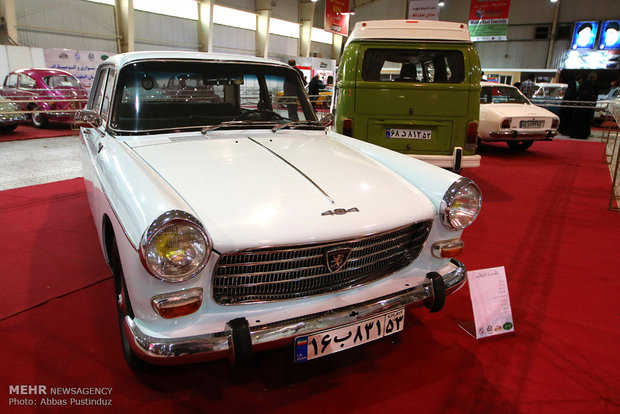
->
[201,120,257,134]
[271,120,325,133]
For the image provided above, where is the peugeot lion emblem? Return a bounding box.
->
[325,248,352,273]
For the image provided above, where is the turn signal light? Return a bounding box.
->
[501,118,512,129]
[151,288,203,319]
[432,239,465,258]
[342,118,353,136]
[551,118,559,128]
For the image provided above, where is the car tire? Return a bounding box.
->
[506,140,534,151]
[0,123,18,132]
[30,106,49,129]
[110,236,152,371]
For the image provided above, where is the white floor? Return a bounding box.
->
[0,135,83,191]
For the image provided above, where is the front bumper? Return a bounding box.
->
[123,259,467,365]
[408,147,481,170]
[486,129,557,141]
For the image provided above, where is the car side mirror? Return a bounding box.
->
[77,109,101,128]
[320,113,334,127]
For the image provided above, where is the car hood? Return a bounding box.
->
[481,103,556,118]
[129,131,435,252]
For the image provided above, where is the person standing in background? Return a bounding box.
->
[570,72,598,139]
[288,59,307,86]
[308,75,325,109]
[558,75,583,136]
[519,74,536,99]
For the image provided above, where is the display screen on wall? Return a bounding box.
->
[599,20,620,50]
[570,21,599,50]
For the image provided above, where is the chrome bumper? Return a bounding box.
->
[487,130,557,140]
[123,259,467,365]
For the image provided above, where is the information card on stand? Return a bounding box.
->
[465,266,514,339]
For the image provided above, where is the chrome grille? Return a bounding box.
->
[213,221,432,304]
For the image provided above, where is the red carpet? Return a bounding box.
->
[0,123,76,142]
[1,140,619,413]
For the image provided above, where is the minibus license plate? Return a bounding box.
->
[294,308,405,362]
[386,129,432,139]
[519,120,543,128]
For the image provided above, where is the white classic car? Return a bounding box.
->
[79,51,481,368]
[479,82,559,150]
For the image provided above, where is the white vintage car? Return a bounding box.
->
[79,51,481,368]
[479,82,559,150]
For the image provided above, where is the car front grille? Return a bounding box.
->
[212,221,432,305]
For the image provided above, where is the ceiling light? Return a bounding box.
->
[438,1,445,6]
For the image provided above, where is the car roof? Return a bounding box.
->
[10,68,77,78]
[102,51,289,70]
[347,20,471,44]
[535,82,568,87]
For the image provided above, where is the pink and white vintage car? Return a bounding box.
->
[1,68,88,128]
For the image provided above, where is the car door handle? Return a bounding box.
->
[97,142,104,153]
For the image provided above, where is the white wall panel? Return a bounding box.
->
[15,0,117,53]
[212,24,256,56]
[134,10,198,51]
[476,41,549,69]
[310,41,332,59]
[268,34,298,59]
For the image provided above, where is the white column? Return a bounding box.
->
[197,0,214,52]
[115,0,135,53]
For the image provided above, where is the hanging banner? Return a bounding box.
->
[324,0,350,36]
[408,0,440,20]
[468,0,511,41]
[43,48,110,88]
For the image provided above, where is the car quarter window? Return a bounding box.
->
[5,74,18,88]
[89,67,109,114]
[19,75,36,89]
[101,69,116,122]
[362,49,465,83]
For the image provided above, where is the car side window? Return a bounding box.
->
[100,69,116,122]
[6,74,18,88]
[90,68,109,114]
[19,75,36,89]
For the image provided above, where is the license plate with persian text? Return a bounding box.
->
[386,129,432,139]
[294,308,405,362]
[519,120,544,128]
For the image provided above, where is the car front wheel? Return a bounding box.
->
[110,236,152,371]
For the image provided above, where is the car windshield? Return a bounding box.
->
[533,86,566,98]
[44,75,82,88]
[110,60,316,132]
[480,86,529,104]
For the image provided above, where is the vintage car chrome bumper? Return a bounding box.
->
[487,130,557,140]
[123,259,467,365]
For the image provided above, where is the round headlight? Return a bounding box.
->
[140,210,211,282]
[440,178,482,230]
